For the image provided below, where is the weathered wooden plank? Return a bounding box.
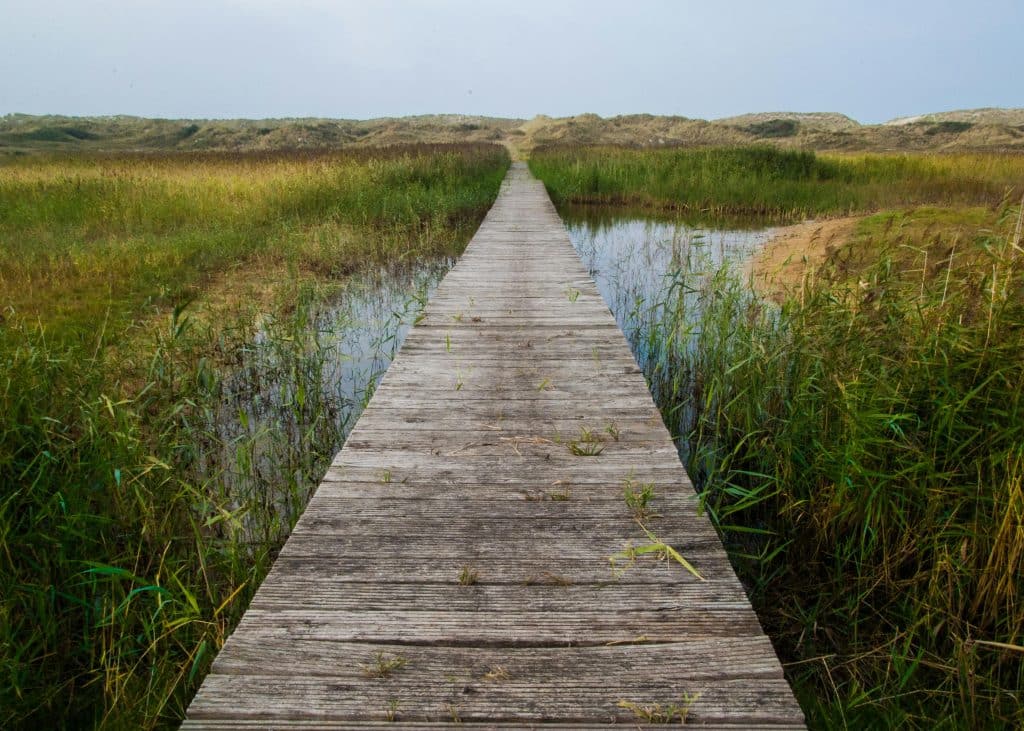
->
[228,609,767,646]
[186,676,803,725]
[257,553,737,585]
[249,580,752,612]
[307,481,689,501]
[319,464,692,488]
[325,454,688,478]
[184,720,802,724]
[209,639,783,680]
[290,495,702,520]
[184,161,803,727]
[276,534,726,563]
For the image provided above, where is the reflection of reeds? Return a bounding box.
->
[565,192,1024,727]
[0,145,508,726]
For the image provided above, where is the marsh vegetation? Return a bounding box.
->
[0,144,509,727]
[539,145,1024,728]
[4,137,1021,728]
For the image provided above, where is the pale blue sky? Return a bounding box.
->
[1,0,1020,123]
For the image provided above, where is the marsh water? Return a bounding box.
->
[561,207,775,367]
[202,261,450,534]
[206,210,776,532]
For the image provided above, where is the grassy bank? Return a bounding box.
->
[666,212,1022,728]
[532,148,1023,727]
[529,145,1024,220]
[1,145,507,339]
[0,144,509,727]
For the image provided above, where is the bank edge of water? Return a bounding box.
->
[561,204,1024,729]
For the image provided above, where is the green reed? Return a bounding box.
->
[529,145,1024,220]
[531,145,1022,727]
[0,144,508,339]
[636,207,1023,728]
[0,145,508,727]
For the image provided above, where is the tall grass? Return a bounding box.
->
[532,148,1023,726]
[530,145,1024,220]
[0,144,509,727]
[0,145,507,339]
[652,205,1024,728]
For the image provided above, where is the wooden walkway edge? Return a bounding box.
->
[183,163,805,728]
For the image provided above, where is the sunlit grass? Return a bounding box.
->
[0,144,509,727]
[529,145,1024,220]
[0,145,508,339]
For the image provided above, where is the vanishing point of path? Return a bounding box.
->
[184,163,805,728]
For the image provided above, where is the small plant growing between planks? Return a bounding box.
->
[610,523,704,581]
[458,565,479,585]
[362,652,409,679]
[618,692,700,724]
[547,485,571,501]
[447,703,462,723]
[568,427,604,456]
[482,665,510,681]
[524,483,571,502]
[624,479,656,519]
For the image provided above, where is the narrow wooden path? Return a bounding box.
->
[184,163,804,728]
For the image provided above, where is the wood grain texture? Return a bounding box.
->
[184,163,804,727]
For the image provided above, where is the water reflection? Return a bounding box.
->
[564,212,775,453]
[564,213,774,356]
[203,262,450,536]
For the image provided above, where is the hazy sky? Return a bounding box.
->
[1,0,1020,123]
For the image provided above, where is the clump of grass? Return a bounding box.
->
[617,693,699,724]
[458,566,479,586]
[610,524,704,581]
[362,653,408,679]
[446,703,461,723]
[547,486,571,501]
[525,487,570,502]
[624,479,656,519]
[482,666,510,681]
[568,427,604,456]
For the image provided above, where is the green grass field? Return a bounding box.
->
[530,144,1024,220]
[0,144,509,727]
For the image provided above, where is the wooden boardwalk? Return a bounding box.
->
[184,163,804,728]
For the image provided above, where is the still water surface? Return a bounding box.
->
[207,211,776,529]
[562,209,775,371]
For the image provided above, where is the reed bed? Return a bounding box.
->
[651,213,1023,728]
[530,145,1024,221]
[0,144,509,727]
[533,147,1023,727]
[1,144,507,338]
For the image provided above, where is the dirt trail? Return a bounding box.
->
[747,216,862,300]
